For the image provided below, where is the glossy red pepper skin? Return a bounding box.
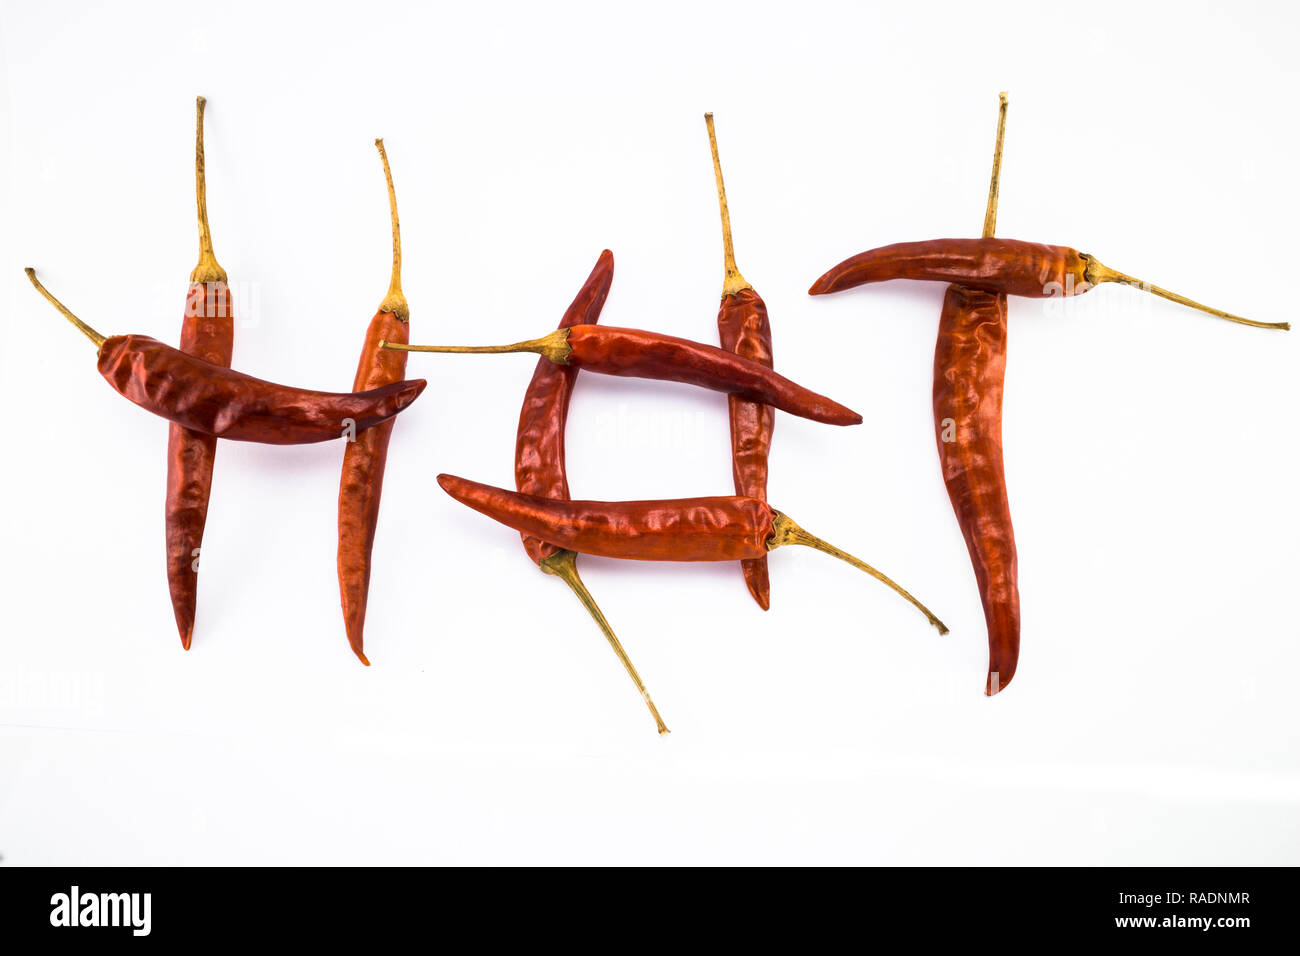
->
[165,282,234,648]
[933,285,1020,694]
[439,474,773,562]
[96,334,426,443]
[515,251,614,565]
[337,307,409,665]
[810,238,1086,298]
[717,289,774,609]
[561,325,860,426]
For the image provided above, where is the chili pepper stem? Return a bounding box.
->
[704,113,752,297]
[540,549,670,735]
[25,268,107,348]
[190,96,227,285]
[381,328,573,364]
[374,138,409,322]
[1081,257,1289,330]
[982,92,1008,240]
[767,511,949,634]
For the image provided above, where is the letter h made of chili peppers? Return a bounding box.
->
[26,102,429,659]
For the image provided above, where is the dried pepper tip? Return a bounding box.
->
[704,112,752,298]
[190,96,228,286]
[25,268,107,348]
[807,271,844,297]
[1080,256,1289,330]
[374,138,409,322]
[767,510,949,635]
[380,328,573,364]
[540,549,670,735]
[986,662,1016,696]
[982,92,1009,240]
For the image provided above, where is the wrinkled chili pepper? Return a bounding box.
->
[381,325,861,426]
[932,94,1019,695]
[336,140,410,666]
[809,238,1289,331]
[705,113,774,610]
[26,270,426,443]
[936,285,1016,693]
[168,96,233,650]
[515,250,668,734]
[437,474,949,634]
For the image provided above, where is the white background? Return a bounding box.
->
[1,0,1297,865]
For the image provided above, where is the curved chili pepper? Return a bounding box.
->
[810,240,1289,331]
[514,250,668,734]
[26,270,426,443]
[437,474,949,634]
[935,286,1018,694]
[933,95,1021,696]
[383,326,861,426]
[812,238,1077,297]
[336,139,410,666]
[705,113,774,610]
[515,252,613,566]
[168,96,234,650]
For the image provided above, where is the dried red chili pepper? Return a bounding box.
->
[26,270,426,443]
[437,474,949,634]
[381,326,861,426]
[168,96,234,650]
[936,285,1016,693]
[932,94,1020,695]
[336,139,410,666]
[705,113,774,610]
[810,231,1289,331]
[515,250,668,734]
